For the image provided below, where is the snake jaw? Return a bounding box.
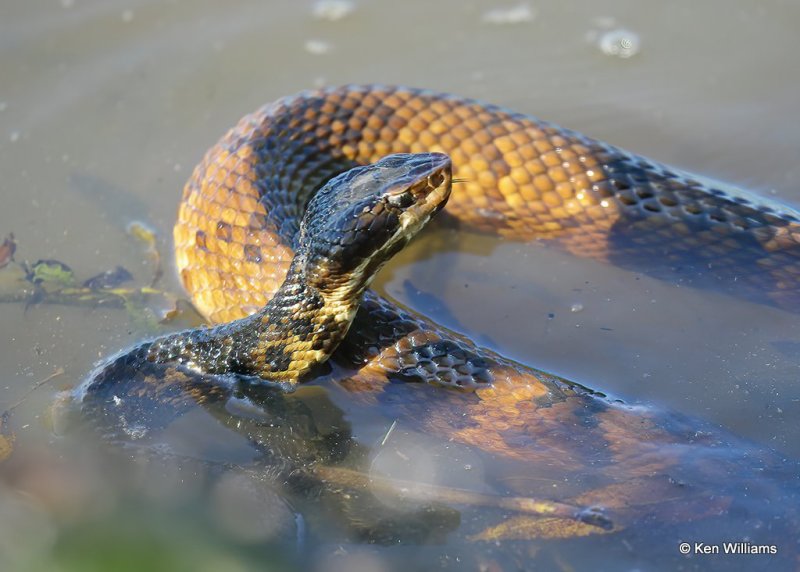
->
[397,158,453,235]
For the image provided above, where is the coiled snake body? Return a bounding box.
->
[79,86,800,540]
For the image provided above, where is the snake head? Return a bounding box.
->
[299,152,452,298]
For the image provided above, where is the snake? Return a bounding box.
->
[77,85,800,541]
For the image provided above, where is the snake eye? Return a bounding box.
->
[429,172,445,188]
[387,191,415,209]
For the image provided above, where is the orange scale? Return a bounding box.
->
[429,100,451,115]
[461,138,480,156]
[395,106,417,121]
[438,133,458,151]
[419,131,436,147]
[383,94,404,108]
[469,155,490,172]
[374,140,391,157]
[541,152,561,168]
[377,126,396,143]
[356,141,375,158]
[542,192,562,208]
[468,191,489,209]
[519,184,540,203]
[497,176,518,197]
[449,148,470,167]
[361,129,378,144]
[566,161,587,176]
[428,120,447,135]
[406,97,426,112]
[486,123,508,139]
[408,115,430,131]
[504,191,525,211]
[341,143,358,160]
[347,116,365,131]
[556,182,575,199]
[220,207,239,225]
[463,117,484,132]
[495,137,517,157]
[211,289,228,311]
[570,174,591,191]
[366,114,385,130]
[533,139,554,154]
[510,165,532,185]
[449,125,470,142]
[212,185,232,204]
[518,145,539,161]
[477,170,497,189]
[452,104,474,120]
[419,109,438,123]
[533,174,554,194]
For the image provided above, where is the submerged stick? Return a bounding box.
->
[312,465,613,530]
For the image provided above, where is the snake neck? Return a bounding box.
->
[147,256,360,384]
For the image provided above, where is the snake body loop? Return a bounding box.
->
[174,85,800,394]
[78,87,800,541]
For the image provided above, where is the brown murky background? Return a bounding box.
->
[1,1,799,570]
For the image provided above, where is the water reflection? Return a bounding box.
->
[70,346,799,569]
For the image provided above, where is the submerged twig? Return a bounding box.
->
[312,465,613,530]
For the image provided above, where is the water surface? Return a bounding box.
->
[1,1,799,570]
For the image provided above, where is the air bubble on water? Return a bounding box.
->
[312,0,355,21]
[121,418,148,440]
[305,39,332,55]
[570,303,584,313]
[598,29,641,58]
[482,3,536,25]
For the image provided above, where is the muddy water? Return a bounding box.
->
[1,1,799,570]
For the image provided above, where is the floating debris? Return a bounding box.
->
[482,3,536,25]
[30,260,75,287]
[82,266,134,290]
[570,303,584,313]
[312,0,355,21]
[126,221,156,247]
[0,234,15,269]
[127,221,163,287]
[597,28,641,59]
[304,39,332,55]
